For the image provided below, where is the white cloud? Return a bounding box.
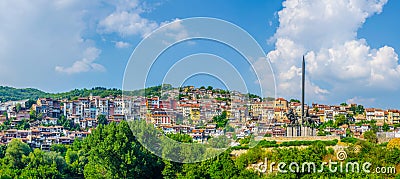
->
[160,19,188,39]
[0,0,105,90]
[55,47,105,74]
[115,41,130,48]
[271,0,387,50]
[98,1,159,37]
[265,0,399,104]
[158,19,191,45]
[0,0,183,91]
[98,11,158,37]
[347,96,376,106]
[98,1,186,42]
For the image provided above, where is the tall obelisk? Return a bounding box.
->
[301,55,305,124]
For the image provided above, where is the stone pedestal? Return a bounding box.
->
[286,126,316,137]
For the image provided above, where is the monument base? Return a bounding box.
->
[286,126,316,137]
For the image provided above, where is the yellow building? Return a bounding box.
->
[388,110,400,124]
[317,111,325,123]
[251,102,264,117]
[274,98,288,110]
[274,108,287,122]
[190,104,200,122]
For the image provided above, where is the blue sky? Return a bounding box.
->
[0,0,399,109]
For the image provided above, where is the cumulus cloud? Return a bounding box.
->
[0,0,185,91]
[55,47,105,74]
[270,0,387,50]
[98,11,158,37]
[158,19,192,45]
[347,96,376,106]
[265,0,399,105]
[115,41,130,48]
[0,0,105,90]
[98,0,159,37]
[98,1,186,41]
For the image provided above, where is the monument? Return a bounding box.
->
[286,56,316,137]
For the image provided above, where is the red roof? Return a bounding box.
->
[276,98,286,101]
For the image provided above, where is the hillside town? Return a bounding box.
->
[0,86,399,150]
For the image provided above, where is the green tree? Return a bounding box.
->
[25,99,36,109]
[3,139,31,169]
[357,105,365,114]
[370,122,379,133]
[208,152,238,179]
[178,160,211,178]
[97,114,108,125]
[15,103,21,113]
[346,128,352,137]
[383,123,390,132]
[208,135,230,149]
[58,115,72,130]
[364,130,378,143]
[2,111,7,120]
[29,109,37,121]
[167,133,193,143]
[64,149,86,178]
[16,119,30,130]
[50,144,68,157]
[213,111,228,128]
[84,163,108,179]
[351,105,365,115]
[82,121,164,178]
[334,114,347,127]
[290,99,300,103]
[19,149,65,178]
[65,149,78,165]
[162,160,182,179]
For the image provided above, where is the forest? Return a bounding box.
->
[0,120,399,178]
[0,86,122,102]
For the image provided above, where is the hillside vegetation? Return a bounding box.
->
[0,86,49,102]
[0,86,122,102]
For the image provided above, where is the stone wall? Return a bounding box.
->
[260,136,340,143]
[377,132,400,143]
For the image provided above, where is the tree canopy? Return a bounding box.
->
[0,121,399,178]
[0,86,122,102]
